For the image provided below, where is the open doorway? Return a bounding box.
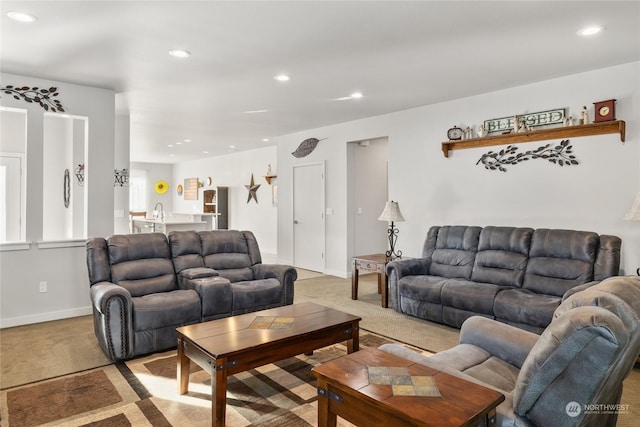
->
[348,137,389,258]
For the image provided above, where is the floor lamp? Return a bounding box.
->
[378,201,405,259]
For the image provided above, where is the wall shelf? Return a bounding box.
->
[441,120,626,158]
[264,174,277,185]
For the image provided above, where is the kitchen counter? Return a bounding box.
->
[132,218,209,234]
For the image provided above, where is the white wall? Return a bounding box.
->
[0,73,115,328]
[172,146,278,257]
[113,113,131,234]
[277,62,640,277]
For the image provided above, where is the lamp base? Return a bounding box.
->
[386,222,402,259]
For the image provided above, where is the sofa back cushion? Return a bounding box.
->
[594,235,622,281]
[513,306,627,427]
[168,230,205,273]
[423,226,481,280]
[199,230,262,282]
[471,226,533,287]
[107,233,177,297]
[523,229,598,296]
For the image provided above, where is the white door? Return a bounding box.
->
[293,163,325,272]
[0,155,23,242]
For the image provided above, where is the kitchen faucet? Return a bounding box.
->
[153,202,165,221]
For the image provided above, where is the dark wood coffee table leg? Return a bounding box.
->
[347,321,359,354]
[177,337,190,394]
[351,261,359,300]
[212,360,228,427]
[316,377,338,427]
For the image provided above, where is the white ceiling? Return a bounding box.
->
[1,1,639,164]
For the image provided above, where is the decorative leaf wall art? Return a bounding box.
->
[1,85,65,112]
[476,140,579,172]
[291,137,327,158]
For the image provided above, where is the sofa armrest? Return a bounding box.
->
[89,282,133,361]
[562,280,599,302]
[181,276,232,319]
[252,264,297,305]
[386,258,431,311]
[460,316,539,369]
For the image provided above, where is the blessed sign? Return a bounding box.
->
[484,108,566,133]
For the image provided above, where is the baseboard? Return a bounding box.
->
[0,306,92,329]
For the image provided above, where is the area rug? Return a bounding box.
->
[0,332,427,426]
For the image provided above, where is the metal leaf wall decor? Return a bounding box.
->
[291,137,327,158]
[476,140,579,172]
[1,85,65,112]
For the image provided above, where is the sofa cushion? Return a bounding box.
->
[441,280,504,315]
[494,288,561,329]
[231,278,283,312]
[132,289,201,331]
[108,234,177,297]
[425,226,481,280]
[398,275,446,304]
[471,226,532,288]
[514,307,626,426]
[523,229,598,297]
[168,230,204,273]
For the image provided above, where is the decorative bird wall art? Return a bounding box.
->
[291,137,327,158]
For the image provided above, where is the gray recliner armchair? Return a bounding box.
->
[379,275,640,427]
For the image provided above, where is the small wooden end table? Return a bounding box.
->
[176,302,361,427]
[312,348,505,427]
[352,253,393,308]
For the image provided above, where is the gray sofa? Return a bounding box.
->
[387,226,621,333]
[86,230,296,361]
[379,275,640,427]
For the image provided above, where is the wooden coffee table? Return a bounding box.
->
[312,348,505,427]
[176,302,361,427]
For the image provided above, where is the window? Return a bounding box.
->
[129,168,147,212]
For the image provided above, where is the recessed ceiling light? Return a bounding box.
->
[229,145,236,150]
[184,139,191,142]
[274,74,291,82]
[350,92,363,99]
[577,25,605,36]
[168,144,174,147]
[262,138,270,142]
[169,154,175,157]
[169,49,191,58]
[244,109,269,114]
[203,151,209,154]
[176,142,182,145]
[7,11,38,23]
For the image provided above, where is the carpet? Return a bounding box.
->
[0,332,424,426]
[295,273,461,353]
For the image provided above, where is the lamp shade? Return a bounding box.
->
[624,192,640,221]
[378,201,405,222]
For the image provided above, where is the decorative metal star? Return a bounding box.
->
[245,174,261,203]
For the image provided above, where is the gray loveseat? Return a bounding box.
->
[380,275,640,427]
[387,226,621,333]
[86,230,296,361]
